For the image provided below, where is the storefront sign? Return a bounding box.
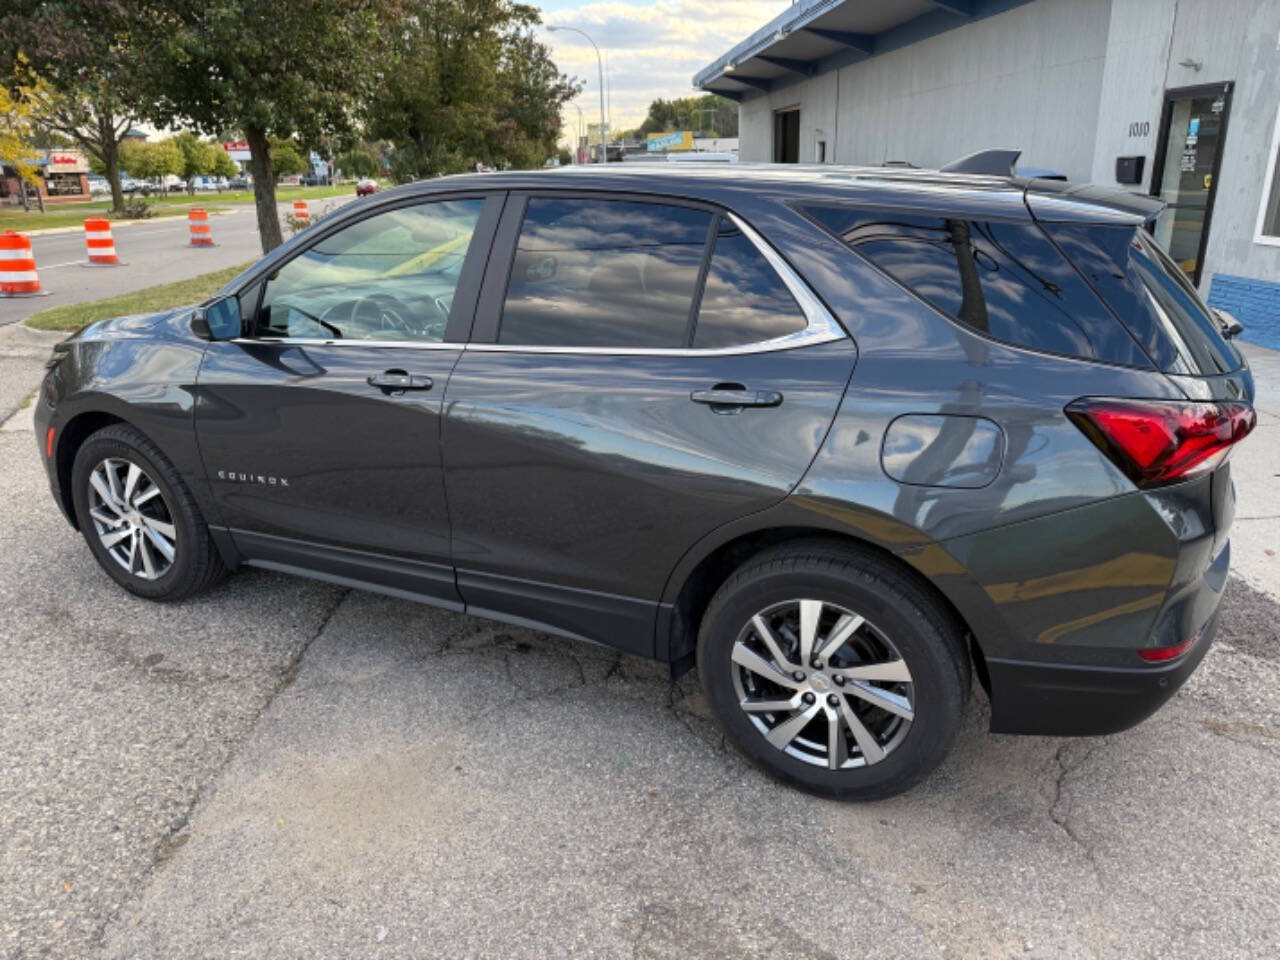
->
[647,131,694,152]
[45,151,88,173]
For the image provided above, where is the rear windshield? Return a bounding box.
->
[1041,223,1242,375]
[802,205,1151,367]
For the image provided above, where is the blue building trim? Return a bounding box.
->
[1207,273,1280,352]
[694,0,1034,99]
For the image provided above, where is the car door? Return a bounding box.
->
[195,192,503,608]
[442,192,857,655]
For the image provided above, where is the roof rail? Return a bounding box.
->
[939,149,1022,177]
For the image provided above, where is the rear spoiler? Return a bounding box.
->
[938,148,1163,225]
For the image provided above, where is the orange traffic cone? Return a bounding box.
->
[293,200,310,227]
[188,208,214,246]
[83,218,120,265]
[0,230,45,296]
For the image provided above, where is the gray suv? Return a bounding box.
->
[34,152,1255,798]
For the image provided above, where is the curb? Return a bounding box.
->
[14,206,247,237]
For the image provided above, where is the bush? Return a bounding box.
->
[116,199,154,219]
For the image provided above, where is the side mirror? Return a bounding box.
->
[1213,307,1244,340]
[193,295,243,341]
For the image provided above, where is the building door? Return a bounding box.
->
[774,109,800,163]
[1149,82,1232,285]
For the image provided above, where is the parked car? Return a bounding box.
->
[33,155,1255,799]
[87,176,111,196]
[355,177,378,196]
[227,175,250,190]
[301,173,332,187]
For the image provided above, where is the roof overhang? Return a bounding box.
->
[695,0,1028,100]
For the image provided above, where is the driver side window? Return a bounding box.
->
[256,198,484,342]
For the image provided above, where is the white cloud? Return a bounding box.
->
[541,0,784,140]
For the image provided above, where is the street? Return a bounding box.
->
[0,315,1278,957]
[0,197,353,328]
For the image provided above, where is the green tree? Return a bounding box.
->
[368,1,578,181]
[172,131,218,193]
[120,138,184,192]
[0,80,44,211]
[336,143,381,179]
[636,94,738,139]
[268,138,307,181]
[211,147,238,179]
[138,0,390,251]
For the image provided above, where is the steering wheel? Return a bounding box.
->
[350,293,415,338]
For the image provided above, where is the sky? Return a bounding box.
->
[536,0,786,141]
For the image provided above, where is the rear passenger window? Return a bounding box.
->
[693,218,805,348]
[1042,223,1241,375]
[804,206,1151,367]
[500,197,711,347]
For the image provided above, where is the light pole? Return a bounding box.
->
[548,25,607,163]
[574,104,584,164]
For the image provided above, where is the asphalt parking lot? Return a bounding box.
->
[1,325,1278,959]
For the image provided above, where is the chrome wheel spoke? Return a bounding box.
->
[122,462,142,504]
[798,599,822,663]
[132,483,161,507]
[137,533,157,578]
[89,507,122,527]
[817,612,864,662]
[827,711,849,770]
[838,697,886,764]
[142,516,176,541]
[90,471,124,515]
[751,614,797,671]
[766,702,822,750]
[741,694,799,714]
[143,525,175,561]
[846,681,914,720]
[732,642,801,690]
[834,659,912,684]
[100,527,133,549]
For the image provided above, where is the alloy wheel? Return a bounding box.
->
[730,599,914,769]
[87,457,177,581]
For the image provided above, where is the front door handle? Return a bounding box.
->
[368,369,433,392]
[691,385,783,410]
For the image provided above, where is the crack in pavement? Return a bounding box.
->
[88,586,352,949]
[1048,741,1103,883]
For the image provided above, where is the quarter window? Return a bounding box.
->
[257,198,483,342]
[694,218,805,348]
[804,206,1151,366]
[499,198,712,348]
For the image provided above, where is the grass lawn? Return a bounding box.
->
[0,182,356,233]
[24,262,254,332]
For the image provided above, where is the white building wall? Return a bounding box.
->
[737,0,1111,177]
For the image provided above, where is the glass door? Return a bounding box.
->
[1150,83,1232,285]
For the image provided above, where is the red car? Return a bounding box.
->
[355,178,379,197]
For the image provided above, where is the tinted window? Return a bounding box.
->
[693,218,805,348]
[1044,223,1241,375]
[805,206,1150,366]
[258,199,482,341]
[500,198,711,347]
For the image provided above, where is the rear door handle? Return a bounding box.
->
[368,369,433,392]
[691,386,783,409]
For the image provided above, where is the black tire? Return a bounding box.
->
[70,423,227,601]
[697,539,970,800]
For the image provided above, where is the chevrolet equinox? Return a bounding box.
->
[34,152,1256,799]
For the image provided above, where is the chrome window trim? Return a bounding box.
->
[227,213,846,356]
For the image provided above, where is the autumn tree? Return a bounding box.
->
[0,82,43,211]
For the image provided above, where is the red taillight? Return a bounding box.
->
[1066,398,1255,488]
[1139,630,1200,663]
[46,426,55,459]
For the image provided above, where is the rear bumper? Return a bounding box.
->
[984,600,1220,736]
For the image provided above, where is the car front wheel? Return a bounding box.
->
[70,423,226,601]
[697,540,971,800]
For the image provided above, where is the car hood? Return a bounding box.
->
[64,305,200,344]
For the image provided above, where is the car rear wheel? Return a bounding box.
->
[697,540,970,800]
[70,424,227,601]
